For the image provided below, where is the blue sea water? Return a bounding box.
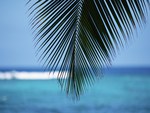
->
[0,70,150,113]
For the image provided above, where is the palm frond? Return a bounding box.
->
[27,0,149,99]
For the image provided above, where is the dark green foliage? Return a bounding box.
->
[27,0,149,99]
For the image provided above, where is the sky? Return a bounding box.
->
[0,1,150,69]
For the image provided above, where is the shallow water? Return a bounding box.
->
[0,74,150,113]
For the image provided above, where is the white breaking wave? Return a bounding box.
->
[0,71,67,80]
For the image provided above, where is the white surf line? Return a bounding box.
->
[0,71,68,80]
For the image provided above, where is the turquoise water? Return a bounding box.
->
[0,74,150,113]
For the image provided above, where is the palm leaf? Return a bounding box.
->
[27,0,149,99]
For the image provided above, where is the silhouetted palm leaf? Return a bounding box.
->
[27,0,149,99]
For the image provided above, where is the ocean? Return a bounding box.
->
[0,68,150,113]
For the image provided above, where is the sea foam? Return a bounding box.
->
[0,71,67,80]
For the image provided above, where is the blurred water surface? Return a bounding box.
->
[0,73,150,113]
